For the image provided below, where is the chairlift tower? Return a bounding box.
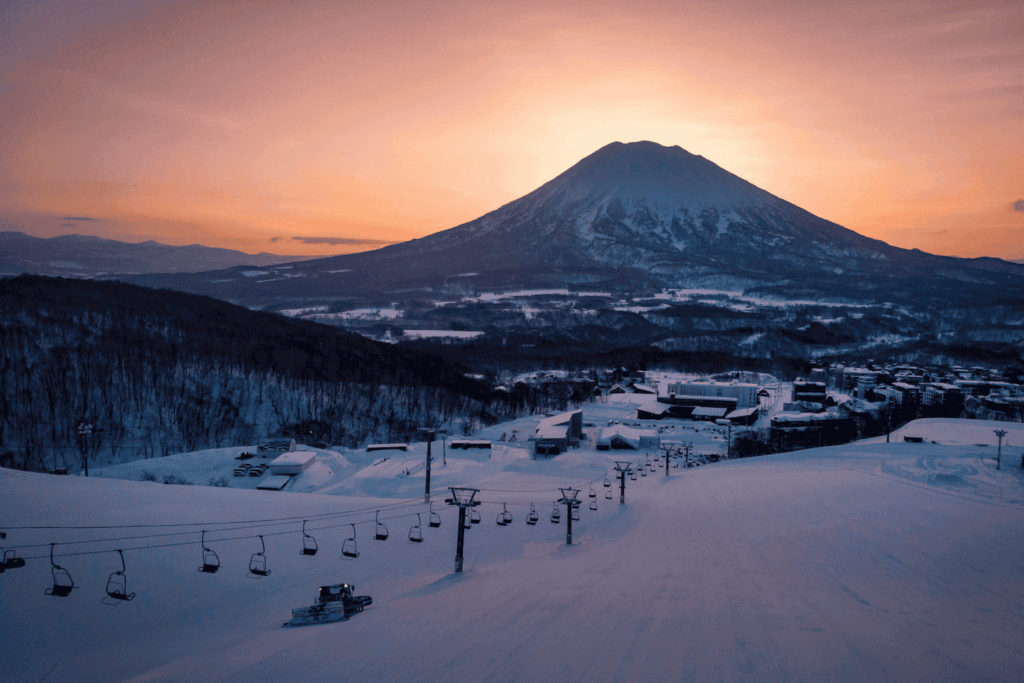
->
[613,461,633,503]
[680,441,693,466]
[994,429,1008,470]
[659,445,677,478]
[558,488,580,545]
[445,487,480,572]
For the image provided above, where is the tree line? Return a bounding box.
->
[0,276,580,472]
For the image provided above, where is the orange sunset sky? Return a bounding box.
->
[1,0,1021,259]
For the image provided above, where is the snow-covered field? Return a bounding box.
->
[3,417,1024,682]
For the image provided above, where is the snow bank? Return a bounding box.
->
[4,417,1024,682]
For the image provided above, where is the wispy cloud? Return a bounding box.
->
[62,215,100,221]
[290,236,398,246]
[1013,199,1024,212]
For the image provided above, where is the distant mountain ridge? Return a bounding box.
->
[129,141,1024,311]
[0,231,319,276]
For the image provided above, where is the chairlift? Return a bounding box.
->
[589,486,596,498]
[590,499,597,511]
[605,488,612,499]
[341,524,359,559]
[301,520,318,556]
[44,543,74,597]
[630,469,637,481]
[501,504,513,526]
[550,502,561,523]
[247,535,271,578]
[102,549,135,605]
[463,510,472,529]
[428,503,441,528]
[640,466,647,477]
[469,508,481,525]
[603,477,611,488]
[409,513,423,543]
[374,511,389,541]
[571,506,580,522]
[0,537,26,572]
[527,503,539,525]
[197,530,220,574]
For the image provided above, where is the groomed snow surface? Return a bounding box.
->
[3,417,1024,682]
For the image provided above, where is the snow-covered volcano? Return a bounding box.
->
[133,141,1024,308]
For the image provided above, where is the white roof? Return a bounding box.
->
[692,407,728,417]
[726,407,758,419]
[269,451,315,467]
[772,413,835,424]
[256,475,291,491]
[536,425,569,440]
[598,425,658,448]
[537,409,582,432]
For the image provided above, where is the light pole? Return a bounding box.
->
[886,397,893,443]
[417,427,447,503]
[77,422,93,476]
[716,419,732,459]
[994,429,1007,470]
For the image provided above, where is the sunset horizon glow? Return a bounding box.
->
[1,0,1021,259]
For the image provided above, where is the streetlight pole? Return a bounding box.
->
[994,429,1007,470]
[77,422,93,477]
[417,427,447,503]
[887,397,893,443]
[716,419,732,459]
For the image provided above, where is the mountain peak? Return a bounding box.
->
[529,140,770,211]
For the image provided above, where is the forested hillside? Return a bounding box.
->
[0,276,572,472]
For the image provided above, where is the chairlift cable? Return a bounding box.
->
[2,497,425,531]
[4,501,430,551]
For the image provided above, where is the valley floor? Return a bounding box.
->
[2,416,1023,682]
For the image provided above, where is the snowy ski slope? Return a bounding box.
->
[2,417,1024,682]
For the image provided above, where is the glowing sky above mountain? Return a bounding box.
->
[1,0,1021,258]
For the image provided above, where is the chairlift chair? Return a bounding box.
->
[527,503,539,525]
[197,530,220,574]
[469,508,481,525]
[501,503,513,526]
[605,488,612,499]
[102,549,135,605]
[640,466,648,477]
[589,486,596,498]
[571,506,580,521]
[409,513,423,543]
[630,469,637,481]
[247,535,271,578]
[590,499,598,511]
[1,544,26,572]
[428,503,442,528]
[374,511,389,541]
[45,543,74,597]
[341,524,359,559]
[301,520,318,556]
[603,477,611,488]
[550,502,561,523]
